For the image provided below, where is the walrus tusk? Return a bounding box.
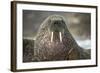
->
[59,32,62,42]
[51,32,53,42]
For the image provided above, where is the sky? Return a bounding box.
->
[23,10,91,49]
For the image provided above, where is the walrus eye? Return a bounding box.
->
[51,32,54,42]
[59,32,62,42]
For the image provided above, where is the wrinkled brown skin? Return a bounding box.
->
[34,15,90,61]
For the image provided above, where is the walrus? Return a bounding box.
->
[33,15,90,61]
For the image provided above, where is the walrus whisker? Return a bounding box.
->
[59,32,62,42]
[51,32,53,42]
[68,48,74,55]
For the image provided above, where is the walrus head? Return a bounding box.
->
[34,15,81,61]
[49,15,66,42]
[36,15,70,42]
